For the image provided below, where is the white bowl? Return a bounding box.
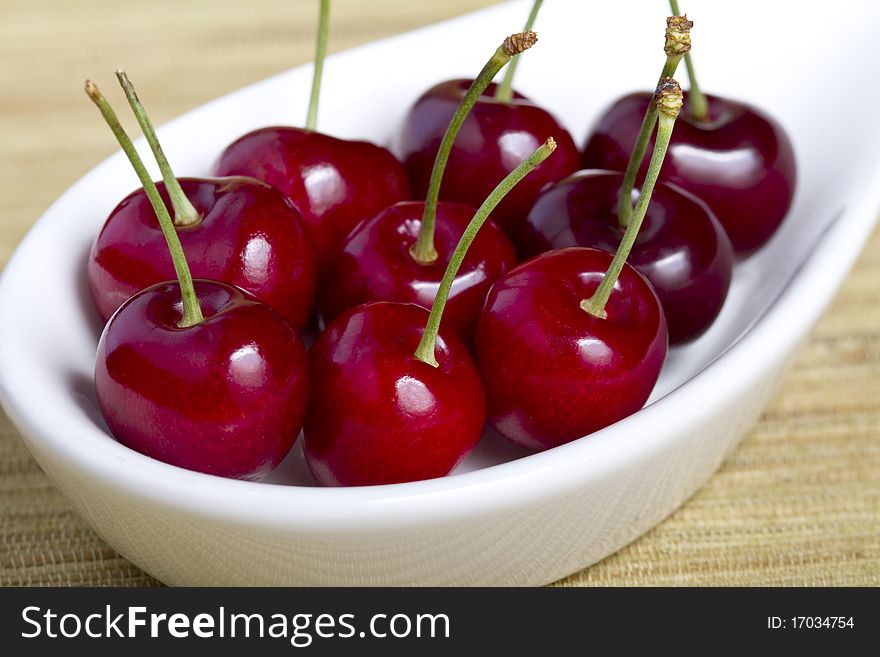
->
[1,0,879,586]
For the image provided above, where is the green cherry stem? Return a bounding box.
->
[305,0,330,131]
[116,70,200,227]
[494,0,543,102]
[409,31,538,264]
[669,0,709,121]
[414,137,557,367]
[583,79,683,319]
[617,15,692,226]
[85,80,204,328]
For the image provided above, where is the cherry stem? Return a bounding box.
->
[414,138,557,367]
[617,15,691,226]
[85,80,204,328]
[494,0,543,102]
[582,80,682,319]
[115,70,200,228]
[669,0,709,121]
[410,31,538,265]
[305,0,330,132]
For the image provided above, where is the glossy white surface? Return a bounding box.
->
[1,0,879,585]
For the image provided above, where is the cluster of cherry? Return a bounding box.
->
[85,0,795,486]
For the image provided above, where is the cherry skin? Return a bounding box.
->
[213,127,410,274]
[396,80,580,243]
[475,247,667,451]
[303,302,486,486]
[95,280,309,480]
[582,92,797,256]
[88,176,316,330]
[319,201,517,343]
[520,170,734,344]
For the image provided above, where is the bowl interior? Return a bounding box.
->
[2,0,880,493]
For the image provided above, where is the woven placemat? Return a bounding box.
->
[1,0,878,587]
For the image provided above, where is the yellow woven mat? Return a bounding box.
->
[1,0,878,586]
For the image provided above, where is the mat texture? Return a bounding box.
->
[1,0,877,587]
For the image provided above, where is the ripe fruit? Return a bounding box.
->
[318,33,535,340]
[582,6,795,255]
[87,80,308,479]
[89,71,315,329]
[213,0,409,274]
[522,17,733,343]
[522,172,733,343]
[396,12,578,243]
[304,139,556,485]
[476,80,685,449]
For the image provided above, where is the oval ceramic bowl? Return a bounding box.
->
[1,0,879,586]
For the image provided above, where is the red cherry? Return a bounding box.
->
[89,176,316,329]
[582,93,796,257]
[87,80,308,480]
[319,201,515,342]
[88,72,316,329]
[213,127,409,272]
[303,302,485,486]
[319,33,544,342]
[305,138,557,486]
[476,247,667,450]
[476,77,687,450]
[581,8,796,256]
[212,2,408,274]
[96,281,308,479]
[521,171,733,343]
[396,79,580,241]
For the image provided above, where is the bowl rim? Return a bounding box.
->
[2,2,880,532]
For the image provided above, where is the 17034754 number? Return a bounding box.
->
[767,616,855,630]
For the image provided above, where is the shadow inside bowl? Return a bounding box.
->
[77,244,105,343]
[65,369,109,435]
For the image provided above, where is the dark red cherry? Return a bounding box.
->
[396,80,580,242]
[213,0,410,275]
[475,247,667,451]
[305,137,556,485]
[319,201,516,343]
[582,92,796,256]
[213,127,409,273]
[520,170,733,343]
[303,302,485,486]
[88,176,316,330]
[86,79,309,481]
[95,280,309,480]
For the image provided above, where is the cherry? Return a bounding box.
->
[319,33,537,341]
[304,139,556,486]
[88,72,316,330]
[522,172,732,344]
[395,4,580,243]
[303,302,484,486]
[89,176,316,329]
[87,81,308,480]
[319,201,515,342]
[476,247,666,450]
[476,80,686,451]
[215,129,408,277]
[582,5,796,256]
[521,19,734,344]
[582,94,795,257]
[96,281,308,479]
[213,0,409,274]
